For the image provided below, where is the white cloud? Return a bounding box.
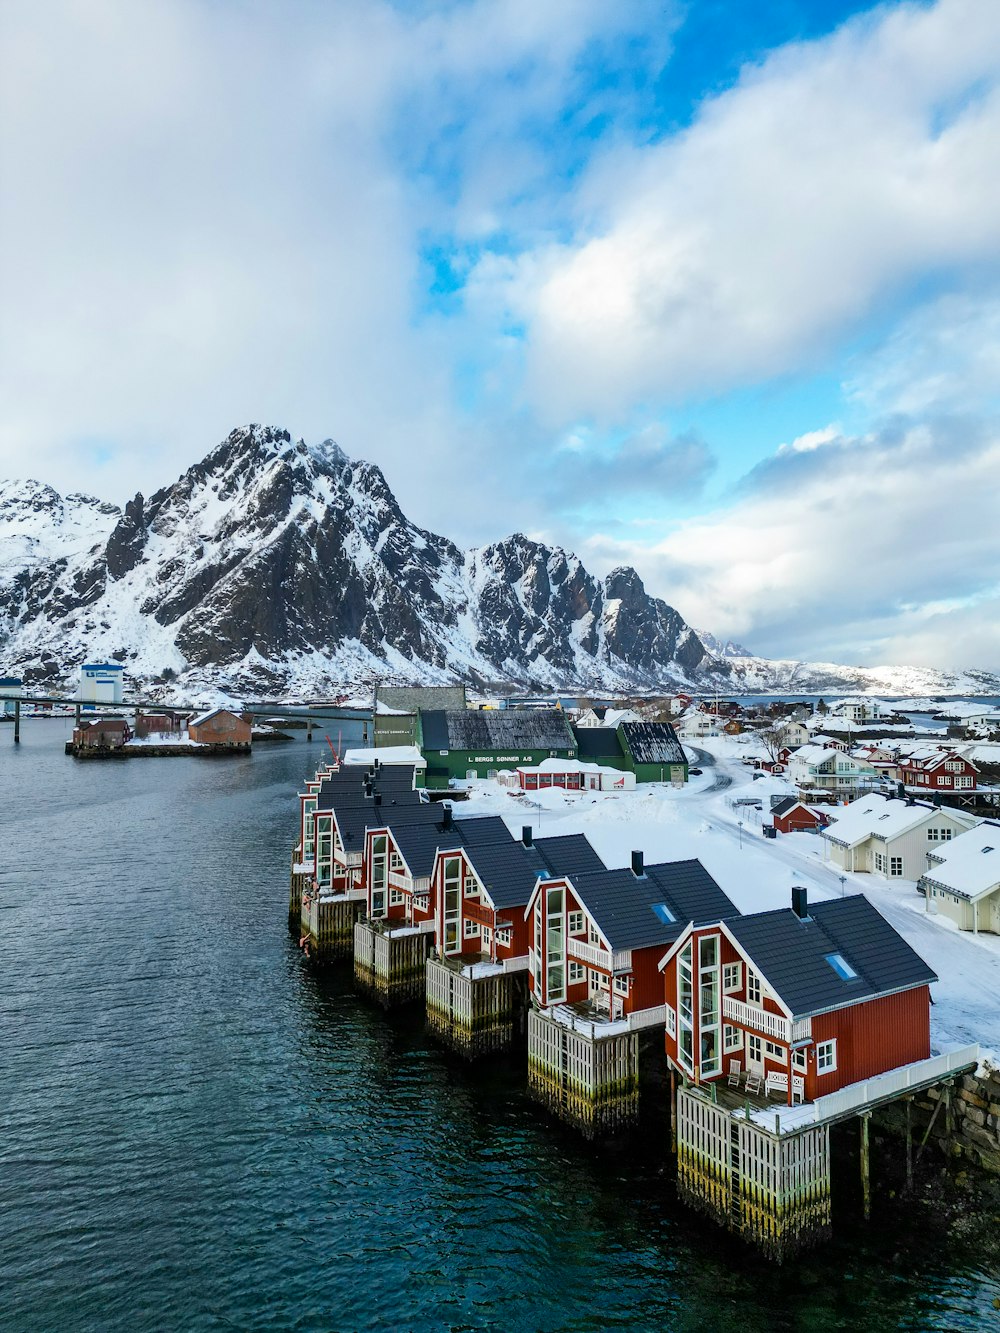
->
[580,414,1000,669]
[484,0,1000,425]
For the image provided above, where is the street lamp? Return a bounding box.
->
[839,875,846,898]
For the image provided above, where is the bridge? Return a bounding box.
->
[1,691,373,746]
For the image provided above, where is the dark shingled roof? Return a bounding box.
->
[391,814,511,879]
[619,721,686,767]
[333,798,440,849]
[771,796,800,818]
[572,726,627,761]
[420,708,576,753]
[315,766,421,811]
[534,833,606,879]
[725,895,938,1019]
[567,859,736,952]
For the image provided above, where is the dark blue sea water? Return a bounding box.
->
[3,720,999,1332]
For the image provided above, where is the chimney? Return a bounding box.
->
[791,885,809,919]
[631,849,644,878]
[522,825,533,847]
[442,803,452,830]
[364,780,372,797]
[933,792,942,808]
[374,792,381,808]
[374,758,380,772]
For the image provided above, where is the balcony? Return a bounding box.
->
[723,996,811,1044]
[567,937,632,973]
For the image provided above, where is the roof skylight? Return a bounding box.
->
[825,952,858,981]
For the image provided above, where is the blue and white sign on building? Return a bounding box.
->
[0,676,22,716]
[78,663,125,704]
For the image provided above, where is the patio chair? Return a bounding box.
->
[744,1064,764,1095]
[792,1075,805,1105]
[727,1059,742,1087]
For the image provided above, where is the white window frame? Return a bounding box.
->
[496,927,511,947]
[764,1039,787,1064]
[568,960,584,984]
[464,917,480,939]
[723,1024,742,1052]
[723,962,742,993]
[389,888,404,906]
[568,910,585,935]
[889,856,903,877]
[816,1039,837,1074]
[666,1004,676,1037]
[746,969,762,1005]
[613,974,629,996]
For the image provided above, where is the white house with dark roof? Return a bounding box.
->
[821,793,977,879]
[918,821,1000,934]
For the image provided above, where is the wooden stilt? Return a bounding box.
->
[905,1097,913,1193]
[13,698,20,744]
[860,1113,871,1221]
[670,1070,678,1155]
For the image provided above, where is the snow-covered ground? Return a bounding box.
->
[454,736,1000,1071]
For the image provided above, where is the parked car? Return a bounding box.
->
[689,767,703,775]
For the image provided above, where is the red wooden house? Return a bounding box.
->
[71,717,131,749]
[524,851,737,1024]
[187,708,251,747]
[659,887,936,1106]
[899,747,979,792]
[770,797,829,835]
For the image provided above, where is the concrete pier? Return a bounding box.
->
[425,956,528,1058]
[527,1008,640,1139]
[353,919,434,1008]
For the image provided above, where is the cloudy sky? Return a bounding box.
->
[2,0,1000,671]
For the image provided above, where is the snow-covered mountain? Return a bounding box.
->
[1,425,997,699]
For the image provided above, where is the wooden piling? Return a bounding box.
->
[353,920,433,1008]
[14,698,20,744]
[425,958,527,1058]
[527,1008,639,1139]
[860,1112,871,1221]
[675,1087,832,1261]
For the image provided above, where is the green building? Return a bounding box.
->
[374,685,467,749]
[418,707,577,788]
[573,721,688,784]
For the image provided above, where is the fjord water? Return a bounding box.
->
[2,723,998,1332]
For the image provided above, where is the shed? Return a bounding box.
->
[618,721,688,784]
[188,708,252,748]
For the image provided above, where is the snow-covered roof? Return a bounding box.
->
[787,744,840,766]
[189,707,240,727]
[921,823,1000,901]
[343,745,426,767]
[822,793,968,848]
[520,757,607,774]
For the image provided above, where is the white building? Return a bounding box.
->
[822,793,977,879]
[785,744,877,795]
[78,663,125,704]
[919,820,1000,934]
[0,676,22,716]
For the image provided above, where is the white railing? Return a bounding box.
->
[722,996,811,1043]
[748,1044,980,1133]
[501,955,529,973]
[567,937,632,972]
[627,1004,668,1032]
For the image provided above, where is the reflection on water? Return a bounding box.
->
[1,722,998,1331]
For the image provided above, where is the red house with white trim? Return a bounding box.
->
[899,747,979,792]
[659,887,936,1106]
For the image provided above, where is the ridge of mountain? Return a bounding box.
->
[0,424,997,699]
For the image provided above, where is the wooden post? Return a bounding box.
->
[905,1097,913,1193]
[75,702,81,726]
[307,721,313,743]
[860,1113,871,1221]
[13,698,20,744]
[670,1070,678,1154]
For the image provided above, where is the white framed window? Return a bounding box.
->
[390,852,402,870]
[464,875,479,896]
[666,1004,676,1037]
[723,962,742,993]
[746,970,762,1005]
[746,1033,762,1065]
[389,888,404,906]
[874,851,886,874]
[614,975,629,996]
[482,925,493,949]
[464,917,480,938]
[816,1039,837,1074]
[889,856,903,877]
[724,1024,742,1052]
[496,927,511,947]
[589,924,600,946]
[956,776,973,789]
[568,910,584,935]
[793,1048,807,1071]
[764,1040,787,1064]
[568,960,584,983]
